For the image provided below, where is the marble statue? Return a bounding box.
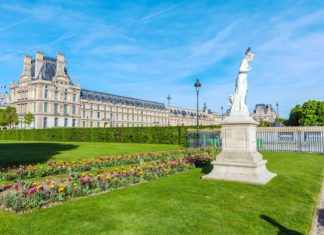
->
[203,47,276,185]
[229,48,255,115]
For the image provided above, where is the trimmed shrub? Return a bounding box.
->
[0,126,218,145]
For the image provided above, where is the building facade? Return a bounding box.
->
[252,104,277,123]
[0,93,10,109]
[10,52,221,129]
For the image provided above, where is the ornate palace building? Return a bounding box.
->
[10,52,221,129]
[252,104,277,123]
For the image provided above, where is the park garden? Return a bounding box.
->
[0,133,323,234]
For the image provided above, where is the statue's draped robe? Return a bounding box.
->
[230,58,249,114]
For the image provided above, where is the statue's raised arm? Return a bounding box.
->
[229,48,255,115]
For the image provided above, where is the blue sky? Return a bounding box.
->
[0,0,323,118]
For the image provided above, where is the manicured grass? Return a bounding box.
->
[0,151,323,234]
[0,140,180,166]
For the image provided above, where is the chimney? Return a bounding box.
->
[34,51,44,79]
[55,52,66,77]
[21,55,32,77]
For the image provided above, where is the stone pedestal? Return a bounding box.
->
[203,114,276,185]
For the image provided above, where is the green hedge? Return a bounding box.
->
[0,126,218,145]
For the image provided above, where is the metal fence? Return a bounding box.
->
[187,127,324,153]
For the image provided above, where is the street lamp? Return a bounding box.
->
[221,105,224,120]
[167,95,171,126]
[194,79,201,147]
[276,101,279,118]
[167,95,171,106]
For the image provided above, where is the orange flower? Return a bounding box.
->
[58,187,64,193]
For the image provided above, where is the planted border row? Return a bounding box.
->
[0,153,213,212]
[0,147,216,181]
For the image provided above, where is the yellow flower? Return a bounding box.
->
[32,182,37,187]
[73,183,77,187]
[58,187,64,193]
[81,173,85,177]
[50,184,55,189]
[89,173,93,177]
[114,168,118,172]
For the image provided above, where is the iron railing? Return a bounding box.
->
[187,127,324,153]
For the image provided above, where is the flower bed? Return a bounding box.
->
[0,153,215,212]
[0,147,215,181]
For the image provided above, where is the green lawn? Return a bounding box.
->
[0,151,323,234]
[0,140,180,166]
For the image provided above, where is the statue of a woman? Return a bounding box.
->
[229,48,255,115]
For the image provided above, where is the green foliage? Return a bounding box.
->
[0,126,218,145]
[0,109,9,127]
[0,106,18,128]
[258,121,273,127]
[24,112,35,127]
[288,100,324,126]
[0,152,323,234]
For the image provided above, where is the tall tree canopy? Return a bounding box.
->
[288,100,324,126]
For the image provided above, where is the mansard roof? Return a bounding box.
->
[169,106,208,118]
[80,89,166,110]
[30,57,71,84]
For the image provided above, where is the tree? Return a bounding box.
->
[287,100,324,126]
[24,112,35,128]
[5,106,18,129]
[0,109,9,128]
[287,104,303,126]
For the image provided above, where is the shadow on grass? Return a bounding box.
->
[201,163,213,174]
[318,209,324,226]
[0,143,77,167]
[260,215,303,235]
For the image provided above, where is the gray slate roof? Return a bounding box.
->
[31,57,71,84]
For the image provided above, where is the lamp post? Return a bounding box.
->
[194,79,201,147]
[276,102,279,118]
[167,95,171,106]
[221,105,224,120]
[167,95,171,126]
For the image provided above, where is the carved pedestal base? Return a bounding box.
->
[202,115,276,185]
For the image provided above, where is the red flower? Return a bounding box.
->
[22,190,28,196]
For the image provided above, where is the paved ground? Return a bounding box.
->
[313,179,324,235]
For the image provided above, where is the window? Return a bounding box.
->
[64,89,68,101]
[54,103,58,114]
[72,119,76,127]
[83,110,85,118]
[43,117,47,128]
[64,104,68,115]
[90,104,93,110]
[90,111,93,118]
[44,102,48,112]
[278,132,294,141]
[64,118,68,127]
[55,90,58,100]
[34,102,36,112]
[97,112,100,119]
[98,105,100,111]
[44,86,48,99]
[90,121,93,127]
[304,132,321,141]
[83,121,86,127]
[54,118,58,127]
[73,93,76,102]
[72,104,76,115]
[97,122,100,128]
